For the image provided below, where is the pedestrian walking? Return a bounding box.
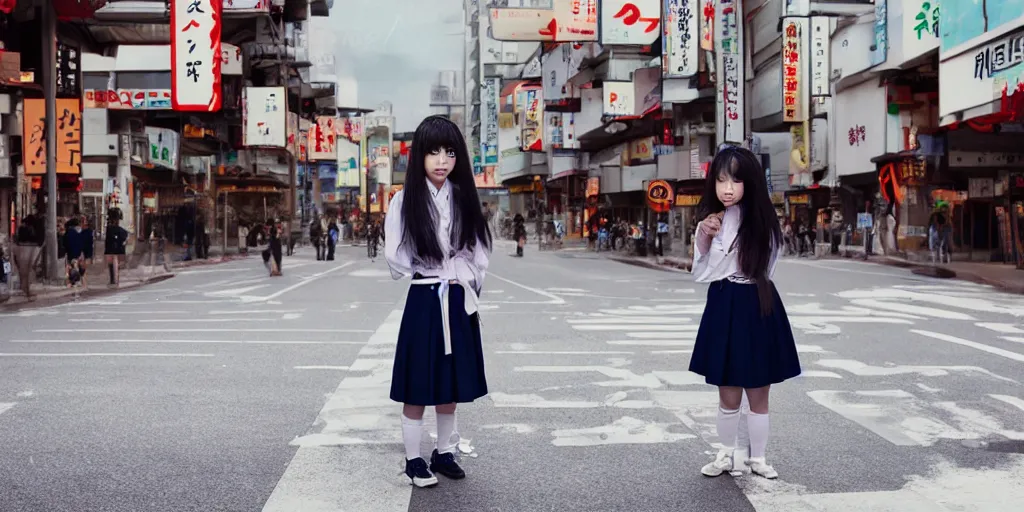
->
[310,215,324,261]
[326,217,338,261]
[689,146,801,480]
[384,116,493,488]
[12,216,42,300]
[263,225,283,276]
[104,210,129,287]
[512,214,526,257]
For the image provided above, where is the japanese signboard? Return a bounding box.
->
[601,0,661,45]
[170,0,223,112]
[521,88,543,152]
[715,0,744,144]
[144,126,180,170]
[489,0,598,42]
[664,0,699,77]
[482,77,499,165]
[782,17,809,122]
[221,42,243,75]
[242,86,287,147]
[603,81,635,116]
[903,0,940,62]
[99,89,173,110]
[308,116,337,161]
[56,42,80,98]
[22,98,81,175]
[810,16,830,97]
[699,0,714,51]
[646,179,675,213]
[222,0,269,11]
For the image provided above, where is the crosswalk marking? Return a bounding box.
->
[0,403,15,416]
[262,309,409,512]
[913,330,1024,363]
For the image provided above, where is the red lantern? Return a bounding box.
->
[53,0,108,20]
[0,0,16,14]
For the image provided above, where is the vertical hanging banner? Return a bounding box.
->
[308,116,338,161]
[22,98,81,175]
[699,0,715,51]
[170,0,223,112]
[810,16,830,97]
[715,0,744,144]
[664,0,699,77]
[482,77,500,165]
[782,17,809,122]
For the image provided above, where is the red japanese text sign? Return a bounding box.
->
[171,0,222,112]
[601,0,660,45]
[782,17,808,123]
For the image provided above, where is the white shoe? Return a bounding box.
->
[747,457,778,479]
[701,450,734,477]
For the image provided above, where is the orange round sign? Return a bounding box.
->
[646,180,675,213]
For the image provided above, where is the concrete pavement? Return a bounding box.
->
[1,243,1023,511]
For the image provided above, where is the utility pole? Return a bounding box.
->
[41,3,59,281]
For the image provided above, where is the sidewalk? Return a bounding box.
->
[0,250,248,310]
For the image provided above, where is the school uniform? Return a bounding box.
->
[384,180,490,406]
[689,205,801,389]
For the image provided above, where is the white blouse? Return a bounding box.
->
[384,179,491,292]
[691,205,781,284]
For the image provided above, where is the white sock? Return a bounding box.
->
[748,412,770,459]
[736,394,751,453]
[716,407,741,451]
[436,412,456,454]
[401,415,424,461]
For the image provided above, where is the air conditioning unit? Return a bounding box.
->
[125,133,149,166]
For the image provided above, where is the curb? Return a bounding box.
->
[0,272,177,311]
[606,255,691,273]
[820,253,1024,295]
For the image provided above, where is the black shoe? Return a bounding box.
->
[405,458,438,488]
[429,449,466,480]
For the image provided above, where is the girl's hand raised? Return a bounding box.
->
[700,212,724,238]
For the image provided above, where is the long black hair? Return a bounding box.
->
[401,116,492,265]
[696,146,782,315]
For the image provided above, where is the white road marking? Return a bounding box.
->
[495,351,635,355]
[849,298,976,320]
[551,416,695,446]
[9,340,363,345]
[815,359,1014,382]
[798,371,843,379]
[514,366,661,388]
[69,310,187,315]
[0,403,16,416]
[487,272,566,304]
[205,284,271,297]
[293,366,350,370]
[990,394,1024,413]
[608,339,694,346]
[248,261,356,302]
[976,322,1024,334]
[137,318,276,323]
[69,319,121,322]
[207,309,305,315]
[34,328,372,333]
[0,353,214,357]
[912,330,1024,363]
[261,309,408,512]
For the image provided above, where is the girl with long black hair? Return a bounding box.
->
[689,146,801,480]
[384,116,493,488]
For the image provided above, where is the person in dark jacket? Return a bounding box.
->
[12,216,42,300]
[105,211,129,287]
[262,225,283,276]
[63,218,85,287]
[310,215,324,260]
[513,214,527,257]
[326,217,339,261]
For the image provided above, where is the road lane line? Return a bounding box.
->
[9,340,363,345]
[293,366,350,370]
[0,403,15,416]
[262,309,409,512]
[250,261,356,302]
[34,328,372,333]
[912,330,1024,363]
[487,272,566,304]
[0,353,214,357]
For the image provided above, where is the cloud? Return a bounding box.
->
[329,0,466,131]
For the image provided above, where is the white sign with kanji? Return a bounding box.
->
[171,0,222,111]
[601,0,661,45]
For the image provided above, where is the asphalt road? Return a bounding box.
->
[1,242,1023,512]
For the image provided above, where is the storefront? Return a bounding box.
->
[673,182,703,257]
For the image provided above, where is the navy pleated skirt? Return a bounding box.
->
[689,280,802,388]
[390,282,488,406]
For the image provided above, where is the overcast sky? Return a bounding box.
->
[328,0,465,132]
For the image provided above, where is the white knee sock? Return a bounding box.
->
[436,412,456,454]
[748,412,770,459]
[401,415,424,461]
[716,407,741,451]
[736,394,751,453]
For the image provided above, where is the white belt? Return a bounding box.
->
[410,277,480,355]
